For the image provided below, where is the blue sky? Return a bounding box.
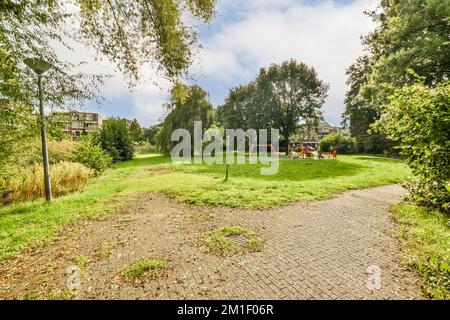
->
[83,0,378,127]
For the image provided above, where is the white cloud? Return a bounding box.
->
[195,0,379,125]
[50,0,379,127]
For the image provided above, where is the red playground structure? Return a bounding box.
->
[288,142,337,160]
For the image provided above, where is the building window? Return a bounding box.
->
[72,121,82,128]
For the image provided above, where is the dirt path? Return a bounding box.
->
[0,185,423,300]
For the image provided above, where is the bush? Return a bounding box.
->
[319,133,356,154]
[134,141,156,154]
[72,135,112,174]
[7,161,93,202]
[47,139,77,164]
[99,118,134,162]
[355,134,395,155]
[374,81,450,210]
[391,203,450,299]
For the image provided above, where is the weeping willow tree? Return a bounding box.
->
[157,84,214,156]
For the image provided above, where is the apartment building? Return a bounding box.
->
[295,120,345,149]
[55,111,104,138]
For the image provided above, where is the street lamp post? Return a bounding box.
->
[24,58,53,202]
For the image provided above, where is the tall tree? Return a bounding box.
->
[157,85,213,156]
[263,60,328,151]
[347,0,450,114]
[216,82,259,130]
[99,118,134,162]
[342,56,374,137]
[218,60,328,151]
[344,0,450,153]
[129,119,143,142]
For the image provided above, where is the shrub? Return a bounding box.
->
[7,161,93,202]
[134,141,156,154]
[99,118,134,162]
[142,125,161,145]
[355,134,395,155]
[374,81,450,210]
[319,133,356,154]
[391,203,449,299]
[47,139,77,164]
[72,135,112,174]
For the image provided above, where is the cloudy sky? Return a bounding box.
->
[82,0,378,127]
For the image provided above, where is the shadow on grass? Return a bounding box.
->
[353,156,401,163]
[114,154,171,169]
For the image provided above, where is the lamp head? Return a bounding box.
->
[24,58,53,74]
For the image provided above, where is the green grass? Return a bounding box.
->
[121,258,166,281]
[0,154,410,261]
[391,203,450,300]
[203,226,264,255]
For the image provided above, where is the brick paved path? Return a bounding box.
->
[0,185,423,299]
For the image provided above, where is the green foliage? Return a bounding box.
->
[1,0,216,96]
[143,125,161,145]
[341,55,394,153]
[355,133,394,155]
[72,135,112,174]
[0,1,104,119]
[0,101,39,176]
[319,133,356,154]
[391,203,450,300]
[128,119,143,142]
[217,59,328,150]
[414,256,450,300]
[157,84,214,156]
[363,0,450,99]
[99,118,134,162]
[216,82,261,130]
[77,0,216,83]
[344,0,450,152]
[374,81,450,210]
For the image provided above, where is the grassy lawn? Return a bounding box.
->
[0,154,410,261]
[391,203,449,300]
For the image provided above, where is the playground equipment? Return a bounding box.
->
[288,142,337,160]
[318,151,337,159]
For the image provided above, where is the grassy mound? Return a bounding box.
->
[203,226,264,255]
